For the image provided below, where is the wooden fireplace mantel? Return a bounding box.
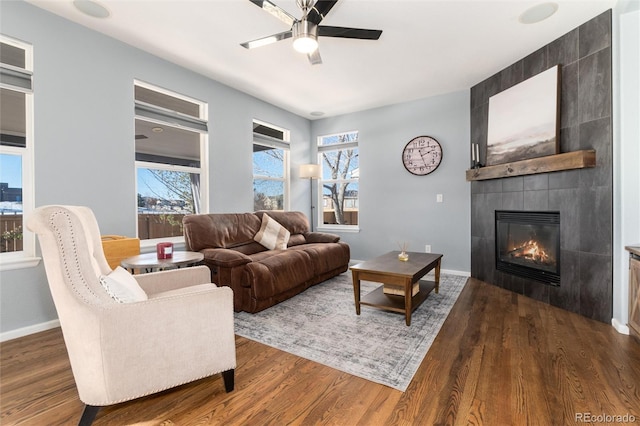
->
[465,150,596,181]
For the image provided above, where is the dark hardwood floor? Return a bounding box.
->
[2,278,639,425]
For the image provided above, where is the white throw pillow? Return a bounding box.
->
[99,266,148,303]
[254,214,290,250]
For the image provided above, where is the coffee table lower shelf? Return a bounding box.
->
[360,280,437,315]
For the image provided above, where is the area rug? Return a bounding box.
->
[234,272,468,392]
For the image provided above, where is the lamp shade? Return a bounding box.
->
[299,164,321,179]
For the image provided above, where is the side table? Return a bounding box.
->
[121,251,204,274]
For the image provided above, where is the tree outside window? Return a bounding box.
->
[253,146,286,210]
[318,131,359,227]
[252,120,289,212]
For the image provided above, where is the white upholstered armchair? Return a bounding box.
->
[27,205,236,425]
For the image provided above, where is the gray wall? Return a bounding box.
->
[470,10,614,323]
[0,1,311,336]
[311,92,471,272]
[0,1,471,339]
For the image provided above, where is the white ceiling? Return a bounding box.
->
[26,0,617,119]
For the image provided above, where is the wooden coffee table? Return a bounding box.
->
[350,251,443,326]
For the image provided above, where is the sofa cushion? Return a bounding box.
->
[245,250,314,300]
[230,241,267,255]
[305,231,340,244]
[99,266,148,303]
[287,234,307,247]
[183,213,261,251]
[201,248,252,268]
[254,214,290,250]
[291,242,350,275]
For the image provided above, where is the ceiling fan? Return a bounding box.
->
[241,0,382,65]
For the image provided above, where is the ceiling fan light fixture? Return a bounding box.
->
[292,20,318,54]
[242,0,382,64]
[293,35,318,54]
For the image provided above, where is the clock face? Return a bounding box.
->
[402,136,442,176]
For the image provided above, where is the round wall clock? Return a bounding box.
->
[402,136,443,176]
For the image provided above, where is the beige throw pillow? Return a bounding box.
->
[99,266,148,303]
[254,213,290,250]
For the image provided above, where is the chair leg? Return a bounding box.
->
[222,369,235,392]
[78,405,100,426]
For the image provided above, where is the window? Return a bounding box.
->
[134,82,208,241]
[318,131,359,229]
[0,36,36,269]
[252,120,289,211]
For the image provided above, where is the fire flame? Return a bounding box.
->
[509,239,552,264]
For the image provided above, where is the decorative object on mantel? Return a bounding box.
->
[487,65,561,166]
[471,143,483,169]
[466,149,595,181]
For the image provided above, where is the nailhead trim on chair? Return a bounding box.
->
[89,369,235,405]
[48,209,102,305]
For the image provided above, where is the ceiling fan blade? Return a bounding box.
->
[249,0,296,27]
[307,0,338,25]
[241,31,292,49]
[318,26,382,40]
[308,49,322,65]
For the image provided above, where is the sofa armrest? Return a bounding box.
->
[305,232,341,243]
[201,248,253,268]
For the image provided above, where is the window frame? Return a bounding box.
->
[133,80,209,247]
[252,119,290,212]
[316,130,360,232]
[0,35,38,271]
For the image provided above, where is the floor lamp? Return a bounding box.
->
[299,164,321,231]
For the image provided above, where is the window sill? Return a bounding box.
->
[316,226,360,233]
[0,256,41,272]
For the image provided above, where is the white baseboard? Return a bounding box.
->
[0,319,60,342]
[611,317,630,335]
[441,269,471,277]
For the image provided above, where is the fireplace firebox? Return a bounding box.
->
[495,211,560,285]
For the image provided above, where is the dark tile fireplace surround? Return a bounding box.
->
[470,10,613,323]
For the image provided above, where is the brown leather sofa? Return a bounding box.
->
[183,211,350,313]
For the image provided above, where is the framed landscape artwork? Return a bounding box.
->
[486,65,561,166]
